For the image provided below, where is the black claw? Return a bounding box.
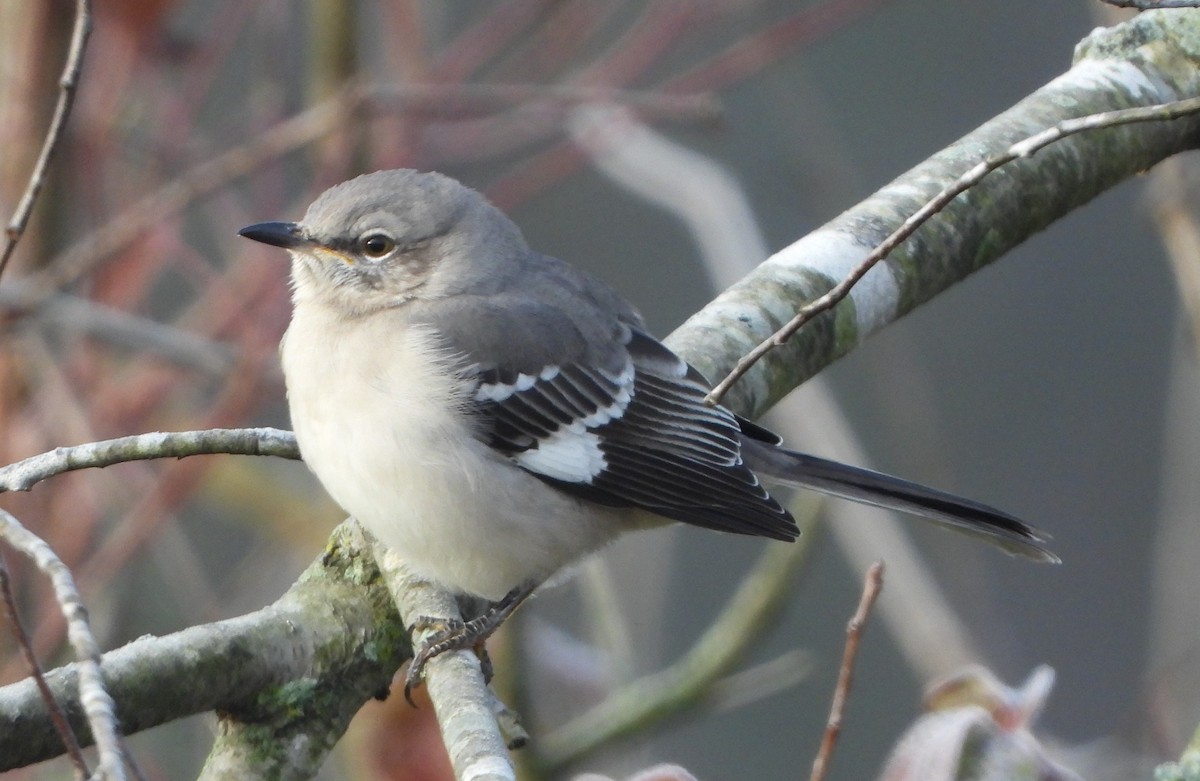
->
[476,642,494,684]
[403,670,422,708]
[403,625,472,707]
[402,583,539,707]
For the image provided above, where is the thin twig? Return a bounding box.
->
[0,552,90,779]
[0,521,407,773]
[0,427,298,494]
[0,509,126,781]
[1099,0,1200,7]
[16,82,715,310]
[25,91,357,301]
[809,561,884,781]
[705,96,1200,406]
[0,0,92,280]
[118,733,149,781]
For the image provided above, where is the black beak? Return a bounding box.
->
[238,221,311,250]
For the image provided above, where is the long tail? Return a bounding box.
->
[740,438,1058,563]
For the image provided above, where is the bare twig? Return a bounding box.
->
[0,508,125,780]
[16,82,714,310]
[569,103,768,287]
[0,0,92,280]
[787,385,981,678]
[1100,0,1200,7]
[0,427,298,494]
[0,553,89,778]
[428,0,554,81]
[809,561,884,781]
[705,96,1200,406]
[25,91,357,301]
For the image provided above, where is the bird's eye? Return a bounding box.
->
[360,233,395,259]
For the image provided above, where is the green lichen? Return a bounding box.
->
[257,678,320,721]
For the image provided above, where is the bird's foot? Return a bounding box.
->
[404,616,493,706]
[403,584,536,706]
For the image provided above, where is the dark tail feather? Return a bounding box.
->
[740,438,1058,563]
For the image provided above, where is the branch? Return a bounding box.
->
[0,281,234,374]
[0,0,92,280]
[0,428,299,493]
[373,544,520,781]
[0,522,410,773]
[809,562,884,781]
[666,9,1200,417]
[706,96,1200,404]
[0,508,125,779]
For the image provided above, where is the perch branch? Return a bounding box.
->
[705,96,1200,406]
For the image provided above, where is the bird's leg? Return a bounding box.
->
[404,582,538,706]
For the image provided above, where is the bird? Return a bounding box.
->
[239,168,1055,700]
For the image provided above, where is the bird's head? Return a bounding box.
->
[239,169,526,316]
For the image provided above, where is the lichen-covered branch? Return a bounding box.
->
[667,9,1200,418]
[706,96,1200,404]
[195,523,410,780]
[0,522,409,772]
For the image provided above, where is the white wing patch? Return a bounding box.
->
[515,426,606,483]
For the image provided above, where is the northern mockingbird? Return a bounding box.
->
[240,169,1054,698]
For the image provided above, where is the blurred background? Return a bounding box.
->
[0,1,1194,779]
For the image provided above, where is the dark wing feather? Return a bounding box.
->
[405,257,797,542]
[407,265,1050,559]
[469,326,799,541]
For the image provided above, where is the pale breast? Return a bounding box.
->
[280,301,629,599]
